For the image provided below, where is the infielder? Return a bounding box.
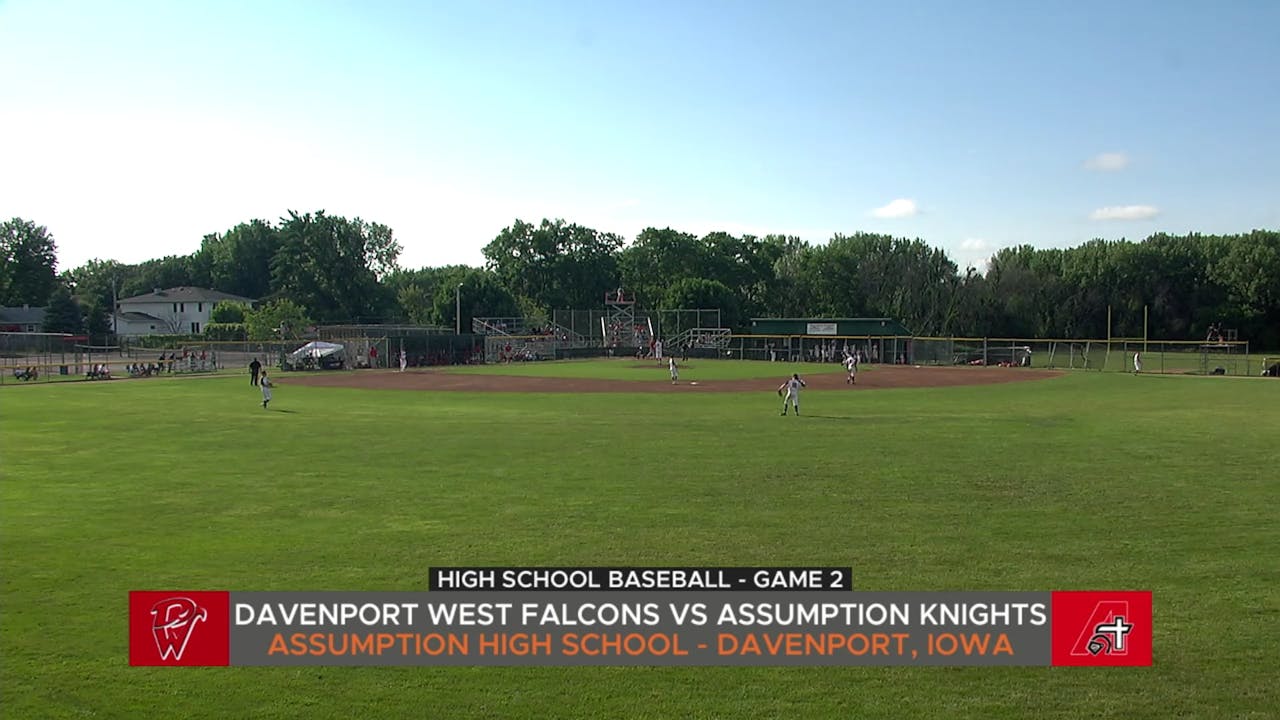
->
[844,353,858,384]
[260,371,274,409]
[777,373,806,416]
[669,357,678,384]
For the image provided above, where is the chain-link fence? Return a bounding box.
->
[2,328,1271,386]
[1,332,80,380]
[714,335,1265,376]
[724,335,910,364]
[903,337,1259,375]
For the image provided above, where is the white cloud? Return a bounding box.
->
[953,238,996,274]
[871,198,919,218]
[1090,205,1160,221]
[1084,152,1130,171]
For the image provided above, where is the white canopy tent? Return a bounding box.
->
[287,341,345,369]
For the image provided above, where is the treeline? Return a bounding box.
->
[3,214,1277,347]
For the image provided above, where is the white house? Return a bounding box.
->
[114,287,256,336]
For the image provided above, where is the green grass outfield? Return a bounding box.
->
[2,369,1278,719]
[445,357,847,380]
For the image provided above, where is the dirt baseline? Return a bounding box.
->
[284,365,1062,393]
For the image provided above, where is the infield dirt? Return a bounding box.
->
[285,364,1062,393]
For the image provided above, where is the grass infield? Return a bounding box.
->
[2,368,1278,719]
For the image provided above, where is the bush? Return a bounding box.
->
[204,322,247,341]
[210,302,249,324]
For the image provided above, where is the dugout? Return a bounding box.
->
[743,318,913,363]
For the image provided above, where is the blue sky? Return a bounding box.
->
[2,0,1277,273]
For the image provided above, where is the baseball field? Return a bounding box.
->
[2,359,1277,719]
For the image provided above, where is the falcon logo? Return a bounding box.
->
[130,590,229,666]
[151,597,208,661]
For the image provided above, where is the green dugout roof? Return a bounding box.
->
[748,318,913,336]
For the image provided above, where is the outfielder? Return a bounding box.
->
[260,371,274,409]
[777,373,806,416]
[1133,351,1142,374]
[844,353,858,384]
[669,357,679,384]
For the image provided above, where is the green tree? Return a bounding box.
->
[194,220,281,299]
[483,219,621,312]
[617,227,707,308]
[83,301,112,342]
[244,299,313,341]
[385,267,454,325]
[271,211,401,323]
[1212,229,1280,346]
[210,301,248,324]
[1,218,59,306]
[397,283,435,325]
[663,278,742,329]
[768,236,816,318]
[121,256,195,299]
[703,232,790,320]
[42,285,83,333]
[433,269,520,332]
[61,259,131,312]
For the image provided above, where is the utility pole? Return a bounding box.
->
[455,283,463,335]
[1144,304,1149,353]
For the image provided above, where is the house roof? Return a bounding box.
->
[0,306,47,324]
[118,286,256,304]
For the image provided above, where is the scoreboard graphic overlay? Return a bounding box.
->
[130,568,1151,667]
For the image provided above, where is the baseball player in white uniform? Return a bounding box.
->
[669,357,678,384]
[260,371,274,409]
[1133,351,1142,374]
[655,339,664,361]
[778,373,806,415]
[844,353,858,384]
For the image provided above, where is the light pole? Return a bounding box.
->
[455,283,463,334]
[111,276,118,338]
